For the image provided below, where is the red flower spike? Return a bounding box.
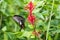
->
[28,14,35,25]
[25,1,36,25]
[25,1,35,14]
[28,1,34,12]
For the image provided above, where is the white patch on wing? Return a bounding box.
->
[20,21,22,25]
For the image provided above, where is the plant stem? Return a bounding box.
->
[46,0,54,40]
[0,14,2,29]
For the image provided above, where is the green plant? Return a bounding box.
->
[0,0,60,40]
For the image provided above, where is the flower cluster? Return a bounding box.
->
[25,1,40,37]
[25,1,35,25]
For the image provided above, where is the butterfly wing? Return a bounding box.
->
[13,15,25,29]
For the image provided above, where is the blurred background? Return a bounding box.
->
[0,0,60,40]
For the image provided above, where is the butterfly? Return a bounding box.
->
[13,15,25,29]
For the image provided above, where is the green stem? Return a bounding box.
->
[0,14,2,29]
[46,0,54,40]
[4,32,8,40]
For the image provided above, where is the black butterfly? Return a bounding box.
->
[13,15,25,29]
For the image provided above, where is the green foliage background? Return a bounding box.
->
[0,0,60,40]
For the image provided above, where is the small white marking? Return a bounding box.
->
[20,21,22,25]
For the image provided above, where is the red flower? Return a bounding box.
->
[25,1,35,25]
[28,1,34,12]
[28,14,35,25]
[25,1,35,14]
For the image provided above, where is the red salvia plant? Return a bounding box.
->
[25,1,35,25]
[25,1,40,38]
